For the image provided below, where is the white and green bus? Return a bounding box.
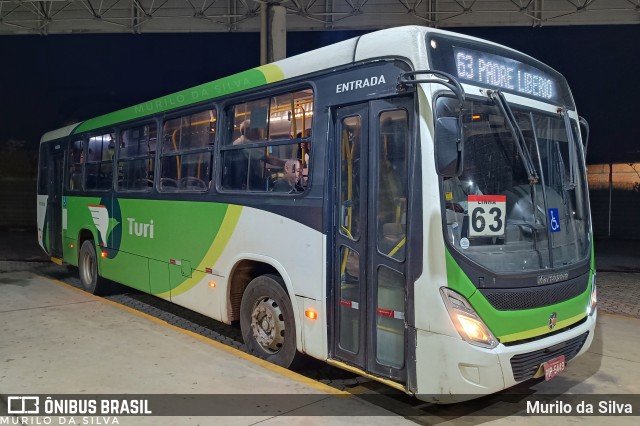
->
[37,26,597,402]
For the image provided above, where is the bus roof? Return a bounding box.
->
[41,122,82,143]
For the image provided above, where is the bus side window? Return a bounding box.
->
[221,88,314,192]
[117,123,156,192]
[160,109,216,192]
[85,133,114,191]
[68,139,84,191]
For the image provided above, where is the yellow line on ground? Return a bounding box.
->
[43,275,349,396]
[326,359,407,393]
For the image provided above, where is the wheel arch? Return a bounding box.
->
[225,255,302,353]
[77,228,98,265]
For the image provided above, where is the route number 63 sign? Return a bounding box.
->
[467,195,507,237]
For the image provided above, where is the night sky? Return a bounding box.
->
[0,25,638,166]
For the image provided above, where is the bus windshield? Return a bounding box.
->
[437,96,590,273]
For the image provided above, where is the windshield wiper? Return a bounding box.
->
[487,90,547,250]
[488,90,539,185]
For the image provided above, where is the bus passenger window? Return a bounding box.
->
[160,109,215,192]
[85,133,114,191]
[220,88,314,193]
[117,123,156,192]
[68,139,84,191]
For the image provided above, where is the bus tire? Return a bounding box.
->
[78,240,105,295]
[240,275,297,368]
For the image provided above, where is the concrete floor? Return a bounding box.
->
[1,228,639,425]
[1,270,639,425]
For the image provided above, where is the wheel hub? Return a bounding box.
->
[250,297,285,353]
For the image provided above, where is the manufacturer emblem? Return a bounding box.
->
[548,312,558,330]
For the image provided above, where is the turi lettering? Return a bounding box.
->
[127,218,154,239]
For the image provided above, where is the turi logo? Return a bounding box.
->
[127,218,155,239]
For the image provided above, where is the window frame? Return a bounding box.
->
[218,85,315,194]
[83,130,116,192]
[66,137,85,192]
[116,121,158,193]
[159,106,217,193]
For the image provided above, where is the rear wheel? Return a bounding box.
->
[78,240,106,294]
[240,275,297,368]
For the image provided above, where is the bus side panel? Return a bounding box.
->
[149,259,171,298]
[171,206,327,358]
[101,251,151,293]
[63,195,103,265]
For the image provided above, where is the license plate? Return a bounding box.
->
[543,355,566,381]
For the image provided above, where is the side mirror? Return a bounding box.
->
[435,116,463,177]
[579,116,590,158]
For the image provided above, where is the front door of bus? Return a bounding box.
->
[333,98,411,383]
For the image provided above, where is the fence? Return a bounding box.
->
[587,162,640,239]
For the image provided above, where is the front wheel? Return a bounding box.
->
[78,240,106,295]
[240,275,297,368]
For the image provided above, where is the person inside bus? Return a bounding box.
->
[232,120,286,190]
[296,128,311,185]
[272,159,304,193]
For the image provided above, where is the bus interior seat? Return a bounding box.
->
[160,177,178,191]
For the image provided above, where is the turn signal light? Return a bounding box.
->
[305,310,317,320]
[208,281,216,288]
[101,251,107,258]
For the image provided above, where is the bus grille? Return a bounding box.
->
[479,274,588,310]
[510,331,589,382]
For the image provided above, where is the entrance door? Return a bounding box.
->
[333,98,412,383]
[47,144,65,258]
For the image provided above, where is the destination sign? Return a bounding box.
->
[453,47,556,101]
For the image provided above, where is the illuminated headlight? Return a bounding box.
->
[588,272,597,316]
[440,287,498,349]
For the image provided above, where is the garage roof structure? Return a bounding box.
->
[0,0,638,35]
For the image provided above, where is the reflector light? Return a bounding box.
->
[305,310,317,320]
[101,251,107,258]
[70,244,74,249]
[208,281,216,288]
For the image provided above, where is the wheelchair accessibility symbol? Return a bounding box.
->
[548,208,561,233]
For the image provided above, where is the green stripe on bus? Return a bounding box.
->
[497,312,587,343]
[155,204,243,298]
[73,68,274,134]
[257,64,286,84]
[446,248,592,341]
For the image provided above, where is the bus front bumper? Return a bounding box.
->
[414,311,597,403]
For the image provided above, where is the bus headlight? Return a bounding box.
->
[440,287,498,349]
[588,273,597,316]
